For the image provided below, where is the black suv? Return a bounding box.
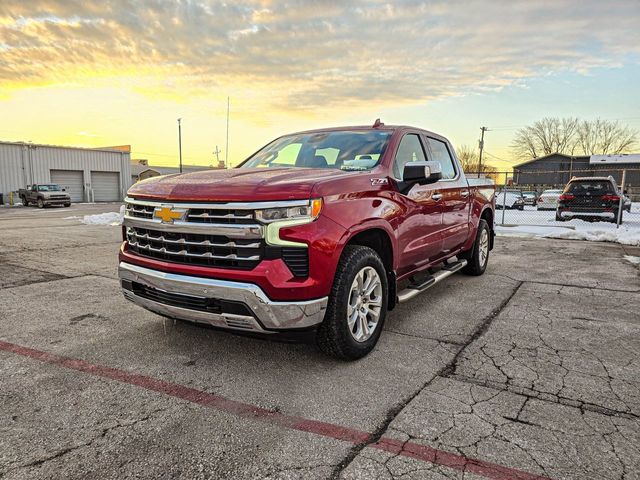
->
[556,176,624,223]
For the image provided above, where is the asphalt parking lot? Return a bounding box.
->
[1,204,639,480]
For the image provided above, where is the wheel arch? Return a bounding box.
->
[340,225,397,310]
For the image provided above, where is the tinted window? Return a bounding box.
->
[241,131,391,171]
[566,180,614,195]
[426,138,456,179]
[393,134,426,179]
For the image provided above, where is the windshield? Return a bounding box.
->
[240,130,392,171]
[37,184,62,192]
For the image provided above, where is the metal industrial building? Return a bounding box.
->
[0,141,131,203]
[513,153,640,198]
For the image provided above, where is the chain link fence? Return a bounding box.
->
[467,168,640,231]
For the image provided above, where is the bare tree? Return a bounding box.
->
[455,144,498,173]
[456,144,479,171]
[511,117,579,160]
[511,117,638,160]
[576,119,637,155]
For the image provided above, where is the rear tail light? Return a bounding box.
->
[602,194,620,202]
[559,194,574,201]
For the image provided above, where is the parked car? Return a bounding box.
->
[521,191,538,206]
[496,189,525,210]
[119,122,496,359]
[536,189,563,211]
[556,176,625,223]
[19,184,71,208]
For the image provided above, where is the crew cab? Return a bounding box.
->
[119,122,496,359]
[19,184,71,208]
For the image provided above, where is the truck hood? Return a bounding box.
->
[127,167,348,202]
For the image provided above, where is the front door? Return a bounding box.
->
[391,133,443,277]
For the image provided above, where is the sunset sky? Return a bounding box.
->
[1,0,639,170]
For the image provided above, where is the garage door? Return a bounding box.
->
[91,171,121,202]
[50,170,84,203]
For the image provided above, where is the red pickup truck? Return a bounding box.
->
[119,122,495,359]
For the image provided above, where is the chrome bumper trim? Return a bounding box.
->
[122,216,264,238]
[560,211,615,219]
[118,262,327,331]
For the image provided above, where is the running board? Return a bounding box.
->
[396,259,467,303]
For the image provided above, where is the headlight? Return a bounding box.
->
[255,199,323,223]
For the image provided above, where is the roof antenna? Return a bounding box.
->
[372,118,384,128]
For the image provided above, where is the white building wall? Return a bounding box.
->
[0,142,131,203]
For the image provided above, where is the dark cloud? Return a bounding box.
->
[1,0,638,109]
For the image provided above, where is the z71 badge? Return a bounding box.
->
[370,178,389,186]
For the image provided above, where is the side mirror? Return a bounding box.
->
[398,161,442,194]
[403,160,442,183]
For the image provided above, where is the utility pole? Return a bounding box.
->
[225,97,230,168]
[213,145,222,168]
[177,118,183,173]
[478,126,488,175]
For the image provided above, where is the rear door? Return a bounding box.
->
[425,136,471,253]
[391,132,443,276]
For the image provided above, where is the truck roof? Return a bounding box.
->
[288,124,447,141]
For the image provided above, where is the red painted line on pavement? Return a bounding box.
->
[0,340,550,480]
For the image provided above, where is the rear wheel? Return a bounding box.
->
[21,196,28,207]
[461,219,490,276]
[316,245,388,360]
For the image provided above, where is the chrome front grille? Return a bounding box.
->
[126,203,155,219]
[187,208,255,224]
[126,226,263,269]
[123,197,312,274]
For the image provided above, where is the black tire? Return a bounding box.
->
[316,245,388,360]
[37,198,44,208]
[21,196,28,207]
[461,219,490,276]
[555,213,566,222]
[64,203,71,208]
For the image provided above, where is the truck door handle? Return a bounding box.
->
[431,192,443,201]
[460,190,470,198]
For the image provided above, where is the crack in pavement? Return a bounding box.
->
[330,281,525,479]
[0,406,169,477]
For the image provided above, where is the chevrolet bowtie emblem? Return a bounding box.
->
[154,206,184,223]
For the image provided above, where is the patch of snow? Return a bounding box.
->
[496,223,640,246]
[624,255,640,265]
[80,205,124,226]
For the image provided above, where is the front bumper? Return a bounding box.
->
[119,262,328,333]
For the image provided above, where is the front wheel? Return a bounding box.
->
[461,219,490,276]
[316,245,388,360]
[37,198,44,208]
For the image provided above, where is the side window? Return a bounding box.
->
[393,134,426,180]
[426,138,456,179]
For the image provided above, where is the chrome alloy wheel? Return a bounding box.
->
[479,228,489,267]
[347,266,383,342]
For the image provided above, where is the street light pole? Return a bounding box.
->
[177,118,183,173]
